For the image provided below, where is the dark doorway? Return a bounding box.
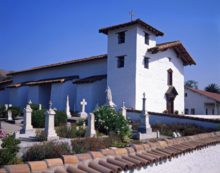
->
[166,97,174,114]
[165,86,178,114]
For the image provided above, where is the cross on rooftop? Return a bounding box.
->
[80,98,87,113]
[129,10,135,21]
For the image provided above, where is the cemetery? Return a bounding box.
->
[0,86,220,173]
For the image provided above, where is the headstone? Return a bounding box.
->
[4,104,8,111]
[15,102,36,138]
[66,95,71,118]
[39,104,42,110]
[106,86,116,108]
[7,110,13,121]
[44,101,59,141]
[79,99,88,119]
[20,104,35,135]
[137,93,157,140]
[139,93,152,133]
[121,101,127,119]
[85,113,96,137]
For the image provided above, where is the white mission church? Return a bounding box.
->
[0,19,196,114]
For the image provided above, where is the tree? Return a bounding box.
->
[185,80,198,89]
[205,83,220,94]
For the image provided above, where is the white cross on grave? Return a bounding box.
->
[79,99,88,119]
[81,99,87,113]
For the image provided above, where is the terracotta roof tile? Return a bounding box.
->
[100,149,116,156]
[0,169,7,173]
[66,166,86,173]
[2,132,220,173]
[148,40,196,65]
[99,19,164,36]
[186,87,220,102]
[44,158,63,168]
[26,76,78,86]
[89,151,104,159]
[76,153,92,161]
[4,164,30,173]
[74,75,107,84]
[62,155,79,165]
[114,148,128,156]
[27,161,48,172]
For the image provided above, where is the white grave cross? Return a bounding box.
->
[80,99,87,113]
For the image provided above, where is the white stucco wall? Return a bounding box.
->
[8,86,28,108]
[76,79,106,112]
[136,48,184,113]
[28,86,40,104]
[107,25,137,109]
[12,59,107,83]
[0,89,9,105]
[51,81,76,111]
[185,88,219,115]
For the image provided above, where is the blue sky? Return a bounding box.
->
[0,0,219,89]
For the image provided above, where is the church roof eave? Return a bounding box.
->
[148,41,196,66]
[99,19,164,36]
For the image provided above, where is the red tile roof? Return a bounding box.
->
[1,132,220,173]
[186,87,220,102]
[74,75,107,84]
[99,19,164,36]
[148,41,196,66]
[26,76,78,86]
[8,54,107,76]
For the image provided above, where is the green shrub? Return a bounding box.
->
[32,110,45,128]
[152,123,214,136]
[94,106,131,142]
[32,110,67,128]
[0,135,20,166]
[71,135,129,154]
[56,125,85,138]
[23,141,71,161]
[0,105,7,118]
[9,106,21,119]
[30,104,40,111]
[35,130,47,141]
[55,111,67,126]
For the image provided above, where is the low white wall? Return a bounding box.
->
[127,111,220,129]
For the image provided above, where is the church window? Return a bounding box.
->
[185,93,187,97]
[167,69,173,86]
[145,32,150,45]
[191,108,195,114]
[144,57,150,69]
[117,56,125,68]
[118,31,125,44]
[185,108,189,114]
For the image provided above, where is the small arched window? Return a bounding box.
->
[167,69,173,86]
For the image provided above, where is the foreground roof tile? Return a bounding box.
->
[44,158,63,168]
[27,161,48,172]
[4,164,30,173]
[62,155,79,165]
